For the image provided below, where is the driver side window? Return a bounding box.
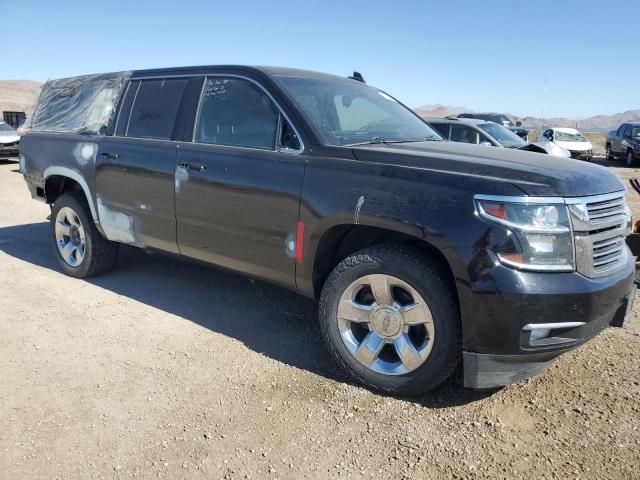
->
[451,125,479,144]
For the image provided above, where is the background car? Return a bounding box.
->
[538,127,593,161]
[607,122,640,166]
[0,121,20,158]
[455,112,529,140]
[424,117,570,157]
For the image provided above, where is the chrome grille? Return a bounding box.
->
[569,192,630,278]
[586,196,626,224]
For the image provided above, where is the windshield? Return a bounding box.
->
[0,122,16,132]
[633,126,640,138]
[477,122,526,148]
[554,131,588,142]
[277,76,442,146]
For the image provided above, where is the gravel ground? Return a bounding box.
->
[1,157,639,480]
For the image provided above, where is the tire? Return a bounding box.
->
[627,149,636,167]
[50,192,118,278]
[319,244,460,396]
[606,144,615,161]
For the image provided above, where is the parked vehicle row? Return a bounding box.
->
[455,112,530,141]
[423,117,570,157]
[19,65,635,395]
[607,122,640,166]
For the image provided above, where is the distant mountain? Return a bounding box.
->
[414,103,640,131]
[0,80,42,114]
[414,104,472,119]
[520,110,640,131]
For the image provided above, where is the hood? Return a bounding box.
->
[350,141,623,197]
[0,132,20,143]
[508,126,529,134]
[529,141,571,158]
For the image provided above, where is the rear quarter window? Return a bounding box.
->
[126,78,188,140]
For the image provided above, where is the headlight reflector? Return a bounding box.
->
[475,197,574,272]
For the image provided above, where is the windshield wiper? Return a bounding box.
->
[345,136,390,147]
[345,136,441,147]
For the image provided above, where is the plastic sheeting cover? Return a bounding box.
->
[26,71,131,134]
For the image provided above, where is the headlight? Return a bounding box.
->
[475,196,574,272]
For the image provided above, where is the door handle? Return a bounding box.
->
[101,151,119,160]
[180,161,207,172]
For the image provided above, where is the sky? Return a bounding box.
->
[2,0,638,118]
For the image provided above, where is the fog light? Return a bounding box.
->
[529,328,551,341]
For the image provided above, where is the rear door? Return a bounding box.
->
[613,124,627,154]
[620,124,632,153]
[175,75,306,289]
[95,77,189,252]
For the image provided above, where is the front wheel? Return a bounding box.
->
[627,149,636,167]
[319,245,460,395]
[50,193,119,278]
[606,144,615,161]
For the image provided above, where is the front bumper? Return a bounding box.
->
[0,144,19,157]
[461,255,635,388]
[569,149,592,160]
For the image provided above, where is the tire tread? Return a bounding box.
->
[319,244,461,395]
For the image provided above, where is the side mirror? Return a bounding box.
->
[479,141,493,146]
[516,121,522,127]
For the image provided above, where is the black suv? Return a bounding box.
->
[19,66,635,395]
[457,112,529,141]
[607,122,640,166]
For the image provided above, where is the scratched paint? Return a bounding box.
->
[96,196,137,244]
[354,195,365,224]
[174,165,189,193]
[72,142,98,166]
[284,232,296,259]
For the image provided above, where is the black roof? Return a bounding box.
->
[130,65,351,82]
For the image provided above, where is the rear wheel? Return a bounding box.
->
[319,245,460,395]
[50,193,118,278]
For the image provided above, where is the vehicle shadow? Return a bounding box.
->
[0,221,496,408]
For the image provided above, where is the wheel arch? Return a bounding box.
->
[310,221,460,302]
[43,167,98,222]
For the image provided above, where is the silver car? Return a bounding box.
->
[0,121,20,158]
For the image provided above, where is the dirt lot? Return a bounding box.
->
[1,157,639,480]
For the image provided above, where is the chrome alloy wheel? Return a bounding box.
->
[55,207,86,267]
[337,274,435,375]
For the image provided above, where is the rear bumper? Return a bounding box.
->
[461,254,635,388]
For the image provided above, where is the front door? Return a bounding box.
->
[175,76,306,289]
[95,77,190,252]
